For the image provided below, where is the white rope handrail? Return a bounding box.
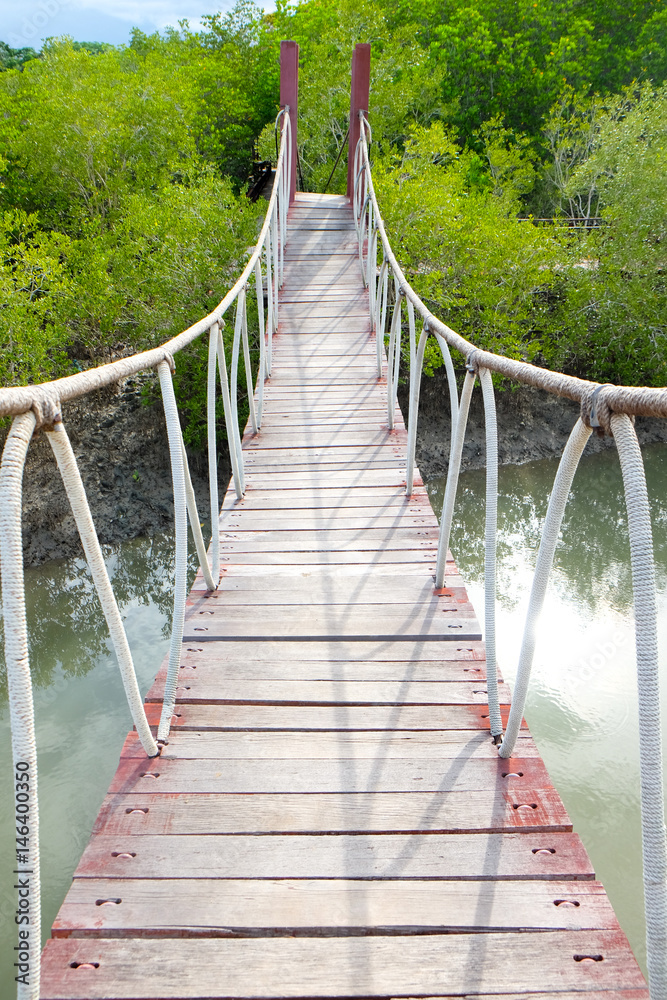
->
[405,324,459,497]
[45,421,160,755]
[434,369,475,589]
[353,111,667,999]
[1,411,41,1000]
[612,413,667,1000]
[478,366,501,742]
[156,360,189,744]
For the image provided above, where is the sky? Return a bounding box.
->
[1,0,268,49]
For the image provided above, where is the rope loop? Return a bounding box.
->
[31,394,62,433]
[466,350,481,375]
[161,351,176,375]
[360,110,372,142]
[581,382,626,438]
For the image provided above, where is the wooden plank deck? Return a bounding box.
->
[39,192,648,998]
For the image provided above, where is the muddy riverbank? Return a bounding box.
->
[6,374,230,566]
[9,367,667,566]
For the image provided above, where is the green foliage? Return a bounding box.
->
[548,83,667,385]
[0,39,201,231]
[2,0,667,440]
[373,122,561,371]
[0,210,73,386]
[0,42,39,71]
[0,172,261,389]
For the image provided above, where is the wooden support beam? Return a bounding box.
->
[280,40,299,204]
[347,43,371,200]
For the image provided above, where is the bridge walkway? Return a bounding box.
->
[39,193,647,998]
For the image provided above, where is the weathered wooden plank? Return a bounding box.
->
[215,531,438,554]
[244,433,407,450]
[278,321,372,333]
[212,559,445,575]
[91,786,568,837]
[119,731,535,762]
[220,491,430,510]
[178,637,482,661]
[54,877,617,938]
[180,610,478,641]
[143,703,516,730]
[243,449,403,464]
[256,407,398,421]
[37,935,650,1000]
[180,620,478,641]
[217,514,438,534]
[285,230,358,245]
[263,377,384,389]
[74,831,592,881]
[242,472,419,490]
[279,303,370,316]
[242,458,406,473]
[268,377,381,388]
[94,783,566,837]
[247,414,392,427]
[215,552,438,568]
[270,357,378,369]
[189,572,453,601]
[267,359,379,371]
[216,518,438,537]
[148,678,504,705]
[107,755,539,796]
[241,459,406,473]
[156,659,487,686]
[270,338,375,350]
[279,282,368,293]
[259,385,382,397]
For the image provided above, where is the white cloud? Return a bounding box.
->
[73,0,231,28]
[0,0,242,48]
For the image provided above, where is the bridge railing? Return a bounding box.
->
[0,108,292,1000]
[353,110,667,1000]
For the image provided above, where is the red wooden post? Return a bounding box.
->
[280,40,299,205]
[346,43,371,200]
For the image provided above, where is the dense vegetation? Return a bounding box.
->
[1,0,667,446]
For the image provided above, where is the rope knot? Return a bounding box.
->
[581,383,619,437]
[162,352,176,375]
[466,350,480,375]
[31,394,62,432]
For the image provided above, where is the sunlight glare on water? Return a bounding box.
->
[427,440,667,976]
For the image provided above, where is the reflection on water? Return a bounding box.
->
[428,440,667,976]
[0,533,197,1000]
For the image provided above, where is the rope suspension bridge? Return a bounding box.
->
[2,39,666,1000]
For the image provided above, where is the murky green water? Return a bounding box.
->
[1,442,667,994]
